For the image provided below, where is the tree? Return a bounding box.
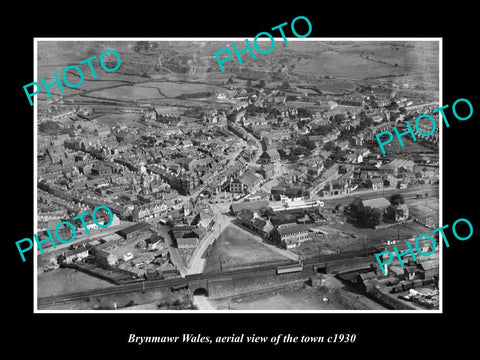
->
[227,111,237,122]
[362,117,374,127]
[39,121,68,135]
[280,81,290,90]
[312,124,334,136]
[357,207,382,228]
[384,205,397,222]
[332,114,346,125]
[259,79,266,88]
[340,128,352,140]
[259,206,275,217]
[323,141,337,152]
[389,194,405,205]
[227,76,234,84]
[246,80,252,87]
[388,101,399,110]
[246,103,259,114]
[297,107,313,118]
[298,137,316,151]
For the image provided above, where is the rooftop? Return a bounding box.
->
[419,259,439,271]
[360,197,391,209]
[277,224,309,236]
[116,222,150,236]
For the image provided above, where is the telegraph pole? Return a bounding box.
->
[219,251,223,273]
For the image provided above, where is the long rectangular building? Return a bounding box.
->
[116,223,150,240]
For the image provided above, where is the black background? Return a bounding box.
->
[6,3,478,355]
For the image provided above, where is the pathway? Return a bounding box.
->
[193,295,215,310]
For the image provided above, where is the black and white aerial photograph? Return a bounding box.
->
[35,39,441,312]
[8,3,480,355]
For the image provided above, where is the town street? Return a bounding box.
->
[186,204,231,275]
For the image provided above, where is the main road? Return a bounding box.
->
[185,209,230,275]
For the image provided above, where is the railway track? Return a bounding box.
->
[38,248,379,308]
[37,262,285,308]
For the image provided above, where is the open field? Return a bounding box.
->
[86,85,163,102]
[329,219,436,248]
[296,223,369,255]
[294,50,400,79]
[138,81,226,97]
[211,274,386,310]
[85,81,227,103]
[204,224,289,273]
[233,40,438,86]
[37,267,112,298]
[288,41,438,80]
[94,113,144,127]
[292,206,438,257]
[37,77,128,92]
[39,285,191,311]
[381,136,438,155]
[37,40,439,105]
[120,97,232,110]
[35,82,82,99]
[316,80,358,94]
[226,285,344,310]
[38,62,148,84]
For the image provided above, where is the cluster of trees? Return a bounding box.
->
[323,141,338,152]
[226,109,238,122]
[390,194,405,205]
[338,128,354,142]
[330,113,346,125]
[295,107,313,119]
[311,124,336,136]
[245,103,267,116]
[359,116,374,128]
[286,146,313,162]
[39,121,69,135]
[356,207,382,228]
[354,194,405,228]
[245,104,282,120]
[297,137,316,151]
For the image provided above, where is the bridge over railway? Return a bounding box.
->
[38,250,378,309]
